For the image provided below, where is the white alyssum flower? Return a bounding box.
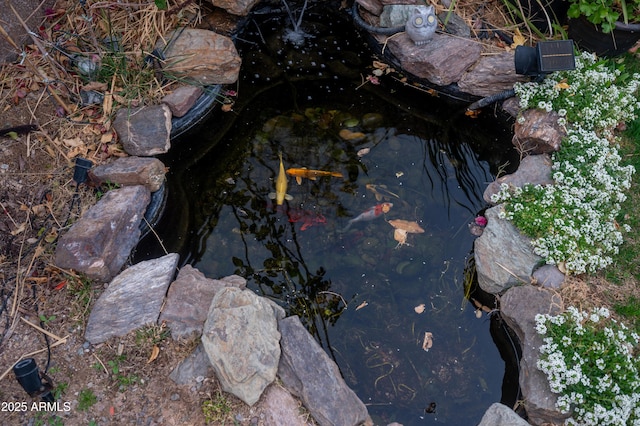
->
[494,52,639,274]
[535,307,640,425]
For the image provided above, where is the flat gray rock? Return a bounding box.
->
[55,185,150,282]
[113,105,172,156]
[474,205,543,294]
[202,287,283,406]
[160,266,246,339]
[84,253,179,344]
[278,315,371,426]
[90,156,166,192]
[478,402,529,426]
[484,154,554,205]
[169,343,215,385]
[501,285,569,425]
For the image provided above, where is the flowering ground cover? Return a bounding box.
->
[491,51,640,425]
[491,52,640,274]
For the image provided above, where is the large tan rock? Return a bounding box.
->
[458,52,529,97]
[210,0,260,16]
[159,28,241,85]
[386,32,481,86]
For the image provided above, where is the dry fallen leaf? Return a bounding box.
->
[388,219,425,234]
[511,28,526,49]
[147,345,160,363]
[355,301,368,311]
[414,303,426,314]
[422,332,433,351]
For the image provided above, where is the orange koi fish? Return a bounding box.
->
[286,167,343,185]
[342,202,393,232]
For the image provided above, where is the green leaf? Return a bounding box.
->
[154,0,167,10]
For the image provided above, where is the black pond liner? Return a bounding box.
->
[169,85,223,140]
[568,16,640,57]
[137,1,525,422]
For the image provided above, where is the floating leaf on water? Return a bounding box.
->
[414,303,426,314]
[395,171,404,178]
[355,301,368,311]
[357,147,370,157]
[388,219,425,234]
[422,332,433,351]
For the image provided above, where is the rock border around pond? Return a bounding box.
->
[473,107,574,425]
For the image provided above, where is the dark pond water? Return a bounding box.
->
[137,2,522,424]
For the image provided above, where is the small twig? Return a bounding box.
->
[0,201,20,228]
[143,217,169,256]
[92,352,109,375]
[20,317,66,342]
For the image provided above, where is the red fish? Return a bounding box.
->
[287,208,327,231]
[342,202,393,231]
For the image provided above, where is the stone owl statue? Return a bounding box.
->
[405,5,438,45]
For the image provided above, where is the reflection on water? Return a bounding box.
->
[138,3,522,425]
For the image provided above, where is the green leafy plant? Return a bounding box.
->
[535,306,640,424]
[38,314,56,325]
[53,381,69,400]
[77,388,97,411]
[492,52,640,273]
[107,356,138,390]
[567,0,640,32]
[201,392,232,424]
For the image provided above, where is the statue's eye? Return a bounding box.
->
[427,15,436,25]
[414,16,424,26]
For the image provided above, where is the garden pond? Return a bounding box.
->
[137,3,523,424]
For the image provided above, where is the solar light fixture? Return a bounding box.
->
[13,358,54,402]
[515,40,576,77]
